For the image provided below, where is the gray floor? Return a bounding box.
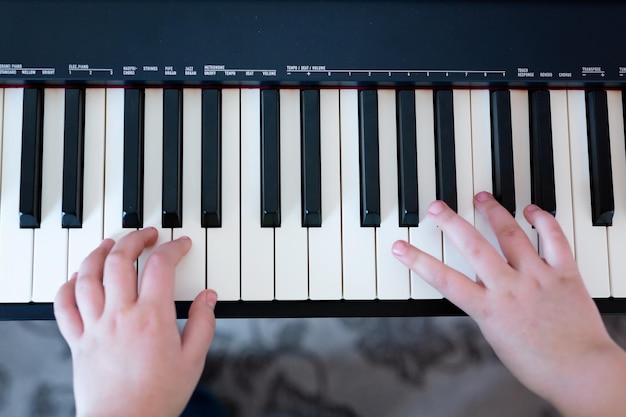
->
[1,315,625,417]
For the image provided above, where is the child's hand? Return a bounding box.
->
[393,192,626,417]
[54,228,217,417]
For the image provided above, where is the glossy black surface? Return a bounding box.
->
[1,1,625,87]
[585,90,614,226]
[434,90,457,212]
[19,88,44,229]
[301,89,322,227]
[61,88,85,228]
[529,90,557,216]
[396,90,419,227]
[490,90,516,216]
[358,90,381,227]
[201,89,222,228]
[122,88,144,228]
[162,89,183,228]
[261,89,281,227]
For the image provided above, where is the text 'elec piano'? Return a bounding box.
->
[1,0,626,319]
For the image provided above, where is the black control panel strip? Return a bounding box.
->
[0,1,625,87]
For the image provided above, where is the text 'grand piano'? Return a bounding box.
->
[1,0,626,319]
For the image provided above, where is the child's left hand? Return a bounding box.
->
[54,228,217,417]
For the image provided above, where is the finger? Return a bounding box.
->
[182,290,217,366]
[427,200,510,285]
[474,192,539,270]
[54,273,83,346]
[524,204,576,270]
[75,239,115,324]
[392,240,485,316]
[103,228,158,310]
[139,236,192,304]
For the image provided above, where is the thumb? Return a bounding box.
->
[181,290,217,365]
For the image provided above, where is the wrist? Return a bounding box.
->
[545,341,626,417]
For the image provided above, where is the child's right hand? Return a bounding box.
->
[392,192,626,417]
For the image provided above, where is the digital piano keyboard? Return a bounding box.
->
[1,0,626,319]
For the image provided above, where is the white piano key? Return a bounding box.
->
[443,90,475,279]
[138,89,170,279]
[206,89,241,301]
[275,90,308,300]
[340,89,376,300]
[549,90,575,252]
[376,90,410,299]
[509,90,538,251]
[173,89,206,301]
[607,91,626,297]
[241,88,274,301]
[67,89,106,275]
[103,88,126,241]
[470,90,501,257]
[0,88,33,302]
[410,90,443,299]
[308,89,343,300]
[567,90,610,297]
[32,89,68,302]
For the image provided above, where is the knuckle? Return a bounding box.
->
[74,275,91,292]
[428,267,452,291]
[80,246,107,269]
[405,249,422,270]
[496,223,521,240]
[105,249,130,269]
[436,208,456,224]
[74,275,99,298]
[465,238,488,261]
[147,250,169,268]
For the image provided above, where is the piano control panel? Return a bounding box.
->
[0,0,625,87]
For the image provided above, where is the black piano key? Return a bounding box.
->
[19,88,44,229]
[529,90,557,216]
[490,90,516,216]
[201,89,221,228]
[61,88,86,228]
[122,88,144,228]
[585,90,614,226]
[433,90,457,212]
[396,90,419,227]
[162,89,183,228]
[358,89,381,227]
[261,89,281,228]
[623,90,626,142]
[301,89,322,227]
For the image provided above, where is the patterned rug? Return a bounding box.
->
[1,315,625,417]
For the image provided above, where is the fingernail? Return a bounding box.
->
[178,235,191,242]
[392,240,408,256]
[526,204,539,213]
[99,238,114,248]
[428,201,446,215]
[204,290,218,309]
[475,191,492,202]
